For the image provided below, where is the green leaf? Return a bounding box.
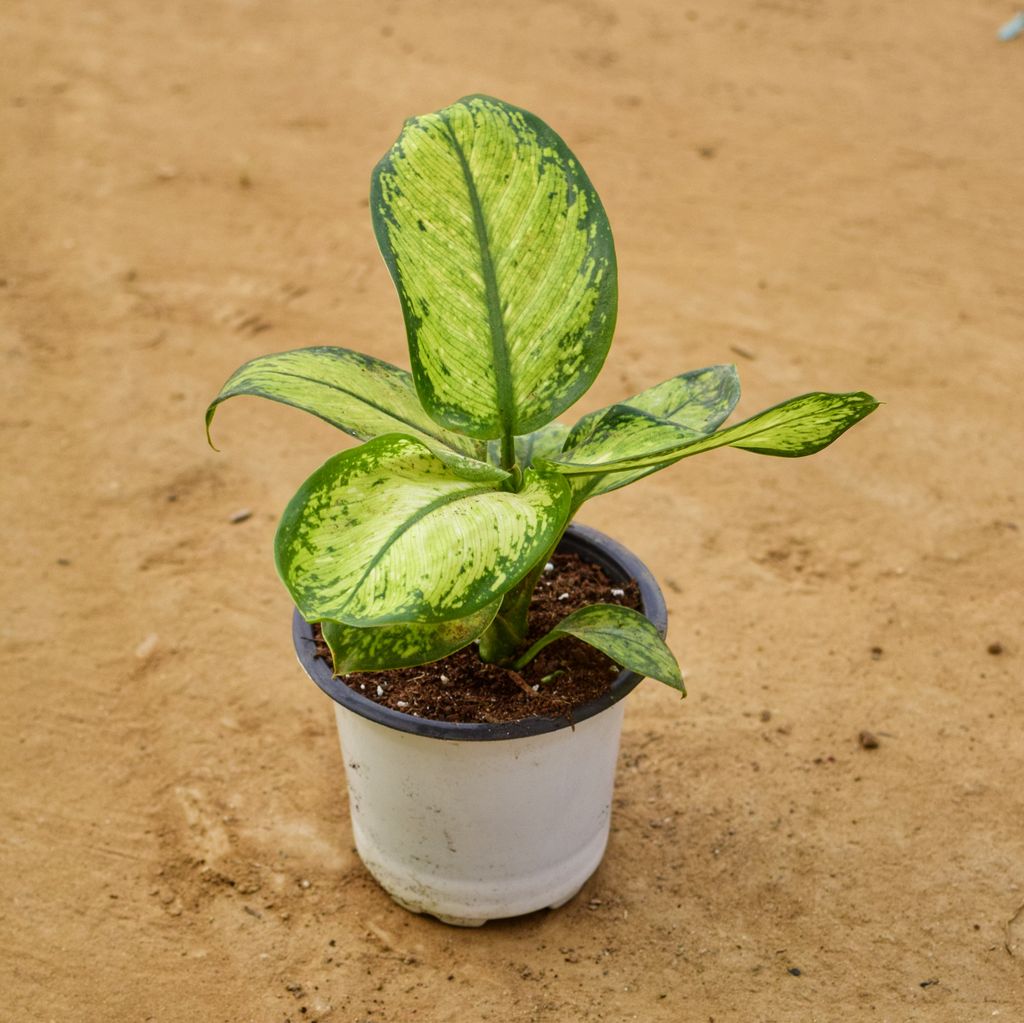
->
[276,434,571,626]
[541,391,880,478]
[565,365,741,500]
[371,94,617,441]
[567,364,740,449]
[321,602,497,674]
[514,603,684,693]
[206,346,503,482]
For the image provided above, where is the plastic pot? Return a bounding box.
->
[292,523,668,926]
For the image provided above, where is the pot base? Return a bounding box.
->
[351,805,608,926]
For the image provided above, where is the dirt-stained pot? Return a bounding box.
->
[292,523,668,926]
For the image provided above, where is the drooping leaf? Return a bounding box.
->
[321,602,498,674]
[541,391,879,478]
[514,603,684,693]
[371,94,617,440]
[276,434,571,626]
[205,346,503,482]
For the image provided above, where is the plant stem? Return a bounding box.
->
[500,431,516,474]
[476,522,570,665]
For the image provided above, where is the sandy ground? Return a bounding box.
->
[3,1,1023,1019]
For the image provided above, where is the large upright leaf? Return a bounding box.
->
[541,391,879,478]
[206,346,502,482]
[514,603,685,694]
[371,94,617,440]
[276,434,571,626]
[566,365,741,501]
[321,602,498,675]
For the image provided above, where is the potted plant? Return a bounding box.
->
[206,94,877,926]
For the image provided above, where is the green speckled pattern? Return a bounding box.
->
[275,434,571,626]
[544,391,880,478]
[371,95,617,440]
[321,601,498,674]
[205,346,502,482]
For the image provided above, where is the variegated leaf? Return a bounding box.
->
[565,365,741,501]
[276,434,571,626]
[206,346,503,482]
[567,365,740,449]
[371,94,617,440]
[514,603,684,693]
[541,391,879,478]
[321,602,498,674]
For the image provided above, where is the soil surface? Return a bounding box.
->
[3,2,1023,1020]
[317,552,643,724]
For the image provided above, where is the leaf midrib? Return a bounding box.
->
[341,480,498,618]
[249,367,469,450]
[440,110,515,437]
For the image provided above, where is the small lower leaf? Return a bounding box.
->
[321,603,498,674]
[514,603,684,693]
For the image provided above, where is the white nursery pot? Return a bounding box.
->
[293,523,668,927]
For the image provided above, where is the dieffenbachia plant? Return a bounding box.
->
[206,94,878,696]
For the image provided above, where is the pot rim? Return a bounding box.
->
[292,522,668,742]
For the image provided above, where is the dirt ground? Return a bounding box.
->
[3,1,1023,1020]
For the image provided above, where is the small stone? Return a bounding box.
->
[558,592,569,601]
[610,587,625,597]
[544,562,555,572]
[987,642,1003,656]
[298,879,311,889]
[376,685,384,697]
[787,966,802,977]
[396,701,409,709]
[134,634,160,659]
[228,508,253,524]
[858,730,880,750]
[870,646,883,660]
[439,674,449,683]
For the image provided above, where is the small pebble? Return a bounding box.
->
[544,562,555,572]
[298,879,311,889]
[396,701,409,709]
[229,508,253,524]
[870,645,883,660]
[558,592,569,601]
[134,633,160,659]
[788,967,802,977]
[987,642,1003,656]
[858,730,880,750]
[440,674,449,684]
[376,685,384,697]
[610,587,625,597]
